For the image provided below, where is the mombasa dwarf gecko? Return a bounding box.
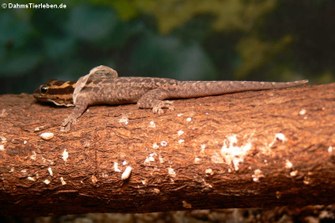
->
[33,65,308,131]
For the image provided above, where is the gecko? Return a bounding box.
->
[33,65,308,131]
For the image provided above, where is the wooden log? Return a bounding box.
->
[0,83,334,216]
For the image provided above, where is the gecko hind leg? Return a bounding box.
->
[137,88,174,114]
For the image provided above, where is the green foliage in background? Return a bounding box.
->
[0,0,334,93]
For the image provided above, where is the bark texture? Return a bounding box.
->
[0,83,334,216]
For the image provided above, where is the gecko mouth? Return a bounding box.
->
[33,93,74,107]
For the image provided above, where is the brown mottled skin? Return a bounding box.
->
[34,65,308,131]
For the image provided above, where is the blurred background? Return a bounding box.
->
[0,0,334,94]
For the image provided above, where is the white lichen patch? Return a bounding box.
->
[0,136,7,143]
[303,176,311,185]
[252,169,264,182]
[177,113,183,117]
[30,151,37,160]
[121,166,132,180]
[144,153,156,164]
[200,144,206,154]
[220,134,252,171]
[152,143,159,149]
[148,120,156,128]
[83,141,91,148]
[202,179,213,188]
[23,140,27,144]
[113,162,121,173]
[319,210,334,219]
[0,136,7,151]
[285,160,293,169]
[328,146,333,153]
[62,149,69,162]
[299,109,307,116]
[27,176,35,181]
[290,170,298,177]
[118,115,129,125]
[101,172,108,178]
[182,200,192,209]
[268,133,288,148]
[160,140,168,147]
[168,167,176,178]
[276,191,282,199]
[177,130,184,136]
[275,133,287,142]
[186,117,192,122]
[34,126,42,132]
[158,155,164,164]
[43,179,50,185]
[227,134,238,144]
[141,179,147,185]
[40,132,54,140]
[122,160,128,166]
[47,167,53,176]
[91,175,98,184]
[211,152,224,164]
[60,177,66,185]
[178,139,184,144]
[205,168,214,175]
[194,157,201,164]
[0,109,7,117]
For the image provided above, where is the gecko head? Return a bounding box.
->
[33,80,75,107]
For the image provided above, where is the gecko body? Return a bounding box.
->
[33,65,308,131]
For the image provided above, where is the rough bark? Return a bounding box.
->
[0,83,334,216]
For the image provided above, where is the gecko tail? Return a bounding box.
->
[170,79,309,98]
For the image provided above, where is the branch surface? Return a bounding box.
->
[0,83,334,216]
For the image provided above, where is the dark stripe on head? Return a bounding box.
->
[46,85,75,95]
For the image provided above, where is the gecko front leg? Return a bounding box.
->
[137,88,174,114]
[61,102,88,132]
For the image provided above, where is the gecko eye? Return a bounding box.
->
[40,86,49,94]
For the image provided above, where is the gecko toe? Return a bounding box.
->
[61,117,77,132]
[152,107,164,114]
[152,101,174,114]
[60,121,71,132]
[60,125,71,132]
[164,101,174,110]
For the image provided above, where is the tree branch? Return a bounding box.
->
[0,83,334,216]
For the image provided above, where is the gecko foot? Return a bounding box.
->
[152,101,174,114]
[60,124,71,132]
[60,117,77,132]
[59,105,86,132]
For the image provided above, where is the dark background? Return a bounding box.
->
[1,0,334,94]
